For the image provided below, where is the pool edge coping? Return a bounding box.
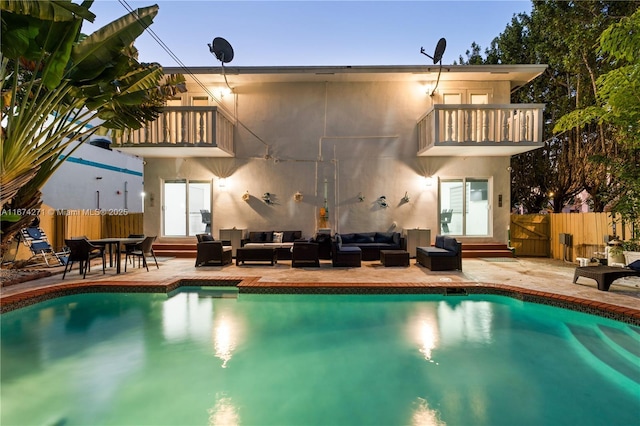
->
[1,276,639,325]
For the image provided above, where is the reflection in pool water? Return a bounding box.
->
[1,290,638,425]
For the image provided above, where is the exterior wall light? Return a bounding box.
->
[424,176,434,186]
[294,191,303,202]
[262,192,273,205]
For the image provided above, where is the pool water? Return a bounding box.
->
[1,289,639,425]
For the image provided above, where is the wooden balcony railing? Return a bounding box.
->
[112,106,234,155]
[417,104,545,156]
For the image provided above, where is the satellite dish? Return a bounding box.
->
[433,38,446,64]
[419,37,447,96]
[208,37,234,63]
[420,37,447,65]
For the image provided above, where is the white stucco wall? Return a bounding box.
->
[143,77,514,244]
[42,143,144,212]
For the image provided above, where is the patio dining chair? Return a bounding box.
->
[62,238,106,279]
[124,236,158,272]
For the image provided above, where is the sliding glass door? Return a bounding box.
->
[163,180,211,236]
[440,178,490,236]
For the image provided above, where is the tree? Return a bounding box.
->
[554,9,640,241]
[1,1,185,253]
[458,1,638,213]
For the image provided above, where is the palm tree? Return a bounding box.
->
[1,1,185,254]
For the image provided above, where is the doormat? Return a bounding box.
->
[479,258,518,262]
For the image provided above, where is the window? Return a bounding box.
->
[163,180,211,236]
[440,178,490,236]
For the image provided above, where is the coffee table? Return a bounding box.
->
[380,250,410,267]
[236,247,277,265]
[573,266,639,291]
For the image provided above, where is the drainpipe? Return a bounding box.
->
[96,191,100,210]
[124,181,128,209]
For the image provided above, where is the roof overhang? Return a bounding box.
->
[116,147,233,158]
[164,64,547,90]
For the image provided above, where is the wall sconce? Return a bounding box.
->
[358,192,365,202]
[262,192,273,205]
[377,196,388,208]
[216,87,232,98]
[294,191,303,202]
[218,177,227,188]
[242,190,250,202]
[424,176,434,186]
[401,192,410,203]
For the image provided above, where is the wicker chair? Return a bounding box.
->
[195,234,232,267]
[292,241,320,267]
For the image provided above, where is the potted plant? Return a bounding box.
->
[606,239,625,266]
[623,238,640,265]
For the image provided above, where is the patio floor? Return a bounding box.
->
[2,257,639,323]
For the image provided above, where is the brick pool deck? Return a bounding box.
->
[2,257,639,324]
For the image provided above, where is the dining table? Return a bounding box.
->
[89,237,144,274]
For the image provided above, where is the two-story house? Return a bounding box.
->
[112,64,546,250]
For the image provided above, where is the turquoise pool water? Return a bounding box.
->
[1,289,639,425]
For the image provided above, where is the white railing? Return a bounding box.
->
[113,106,234,154]
[417,104,545,153]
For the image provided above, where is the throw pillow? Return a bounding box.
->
[273,232,284,243]
[628,260,640,271]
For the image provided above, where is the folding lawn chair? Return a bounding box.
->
[19,227,68,267]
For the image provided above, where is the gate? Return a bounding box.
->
[510,214,550,257]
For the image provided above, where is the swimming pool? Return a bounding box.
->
[1,289,638,425]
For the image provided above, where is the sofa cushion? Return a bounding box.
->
[374,232,395,244]
[354,233,375,243]
[435,235,445,249]
[418,246,456,257]
[629,260,640,271]
[273,232,283,243]
[443,237,459,253]
[282,231,302,242]
[197,234,214,242]
[339,246,362,253]
[335,234,343,250]
[248,232,265,242]
[340,233,356,244]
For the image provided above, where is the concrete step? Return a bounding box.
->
[153,243,196,258]
[461,243,514,259]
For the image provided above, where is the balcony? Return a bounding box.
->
[417,104,545,156]
[112,106,234,158]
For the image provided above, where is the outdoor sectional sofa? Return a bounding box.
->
[416,235,462,271]
[241,230,303,260]
[334,232,405,261]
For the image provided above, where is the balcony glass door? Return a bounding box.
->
[440,178,490,236]
[163,180,211,236]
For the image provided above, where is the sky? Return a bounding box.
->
[83,0,533,67]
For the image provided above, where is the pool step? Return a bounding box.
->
[567,323,640,385]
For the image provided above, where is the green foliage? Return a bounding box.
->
[0,0,186,251]
[460,1,638,214]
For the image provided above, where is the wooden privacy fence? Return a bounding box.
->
[10,207,143,262]
[51,210,144,250]
[510,213,633,260]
